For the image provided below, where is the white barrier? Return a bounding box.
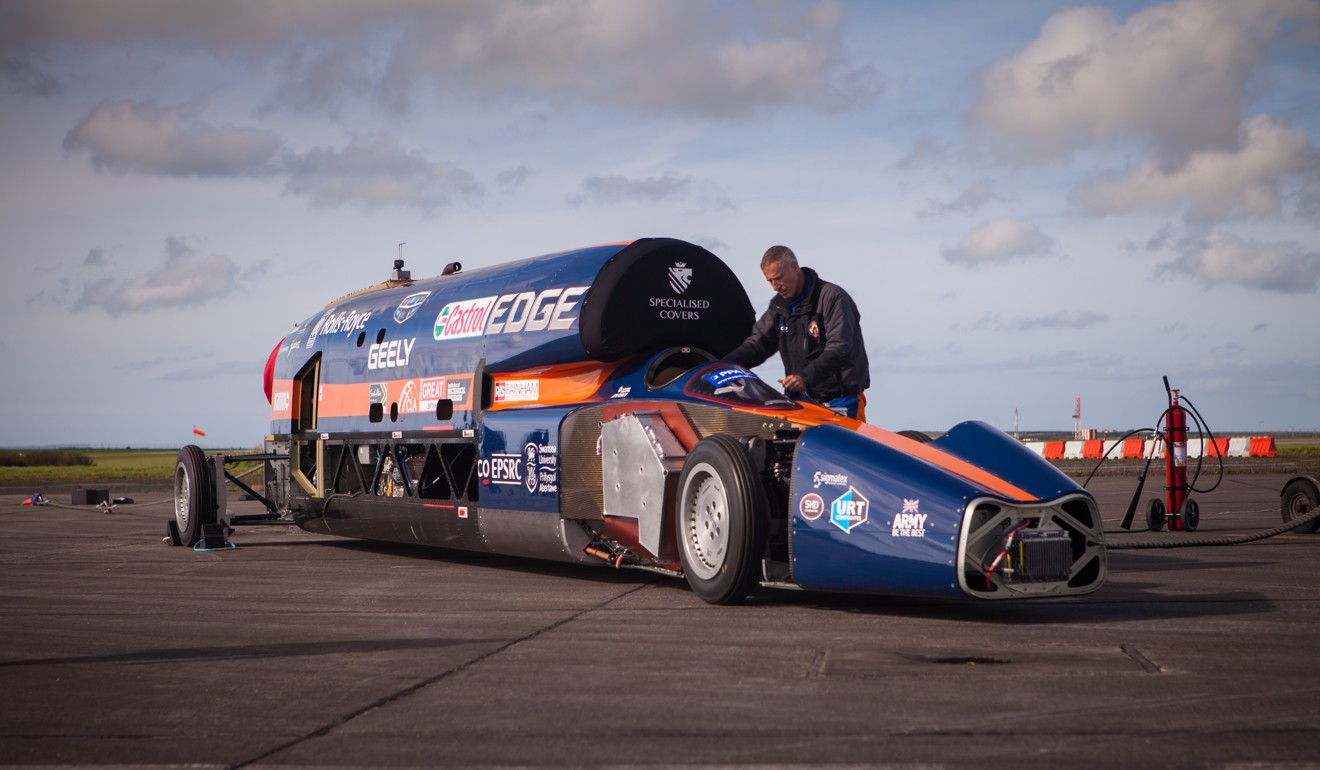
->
[1227,437,1251,457]
[1063,441,1085,459]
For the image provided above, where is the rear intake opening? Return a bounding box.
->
[957,493,1106,599]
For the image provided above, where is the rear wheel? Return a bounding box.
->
[675,435,767,605]
[174,445,215,546]
[1281,478,1320,534]
[898,430,932,443]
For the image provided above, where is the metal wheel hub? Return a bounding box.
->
[681,462,728,580]
[175,467,190,529]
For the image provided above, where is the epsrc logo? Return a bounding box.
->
[434,286,588,341]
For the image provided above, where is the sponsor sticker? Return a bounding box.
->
[668,261,693,294]
[367,337,415,370]
[394,291,431,324]
[704,367,750,388]
[479,453,523,486]
[433,286,589,341]
[891,499,927,538]
[369,383,388,404]
[829,486,870,534]
[457,506,469,519]
[398,380,419,414]
[812,471,849,489]
[799,493,825,521]
[419,377,447,411]
[494,379,539,404]
[308,307,371,346]
[434,296,498,340]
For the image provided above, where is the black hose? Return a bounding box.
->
[1107,506,1320,549]
[1179,394,1224,495]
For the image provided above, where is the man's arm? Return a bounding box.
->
[723,307,779,368]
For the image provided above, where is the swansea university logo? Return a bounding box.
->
[668,262,693,294]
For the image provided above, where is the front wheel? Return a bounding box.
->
[675,435,768,605]
[1281,478,1320,534]
[173,445,215,546]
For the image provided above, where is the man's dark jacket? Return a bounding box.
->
[724,267,869,404]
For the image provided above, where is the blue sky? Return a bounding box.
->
[2,0,1317,447]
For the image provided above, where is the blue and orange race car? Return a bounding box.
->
[171,238,1106,604]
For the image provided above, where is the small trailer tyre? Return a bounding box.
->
[1280,477,1320,535]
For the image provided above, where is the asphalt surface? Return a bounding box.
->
[2,471,1318,768]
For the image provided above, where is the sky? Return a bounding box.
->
[1,0,1318,448]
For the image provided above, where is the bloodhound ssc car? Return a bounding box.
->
[171,237,1106,604]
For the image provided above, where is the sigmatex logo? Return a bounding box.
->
[829,486,869,533]
[434,296,498,340]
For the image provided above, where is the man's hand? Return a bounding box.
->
[779,374,806,393]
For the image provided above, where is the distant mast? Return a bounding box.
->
[1073,396,1082,440]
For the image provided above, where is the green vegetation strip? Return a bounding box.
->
[0,448,261,484]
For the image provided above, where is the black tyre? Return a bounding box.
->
[1146,497,1166,532]
[1281,478,1320,534]
[675,435,768,605]
[1182,498,1200,532]
[898,430,932,443]
[173,445,215,546]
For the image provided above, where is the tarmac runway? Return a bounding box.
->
[1,471,1317,768]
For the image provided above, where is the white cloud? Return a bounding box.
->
[566,173,692,207]
[919,179,1009,218]
[1159,231,1320,292]
[5,0,877,118]
[63,100,282,177]
[1070,116,1314,222]
[77,237,261,315]
[281,136,481,213]
[971,0,1320,165]
[942,219,1054,266]
[974,310,1110,331]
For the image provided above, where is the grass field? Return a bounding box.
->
[2,440,1317,486]
[0,448,261,484]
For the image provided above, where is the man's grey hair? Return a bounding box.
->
[760,245,797,270]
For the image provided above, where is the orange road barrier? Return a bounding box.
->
[1123,439,1144,458]
[1043,441,1065,459]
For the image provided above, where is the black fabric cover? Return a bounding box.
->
[579,238,755,362]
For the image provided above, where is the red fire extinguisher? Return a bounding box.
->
[1148,377,1200,531]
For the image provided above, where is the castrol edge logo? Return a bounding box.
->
[433,286,588,341]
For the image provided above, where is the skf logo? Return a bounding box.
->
[394,291,431,324]
[892,498,927,538]
[668,262,693,294]
[829,486,869,533]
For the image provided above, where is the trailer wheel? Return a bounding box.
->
[1146,498,1166,532]
[173,445,215,547]
[1281,478,1320,534]
[1182,498,1200,531]
[675,435,767,605]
